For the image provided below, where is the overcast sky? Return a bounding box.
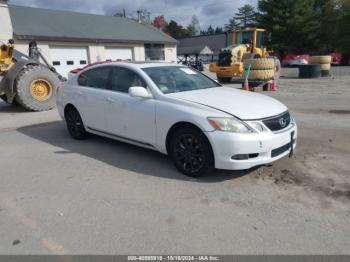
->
[10,0,258,29]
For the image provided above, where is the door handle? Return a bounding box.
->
[75,91,83,95]
[106,97,115,103]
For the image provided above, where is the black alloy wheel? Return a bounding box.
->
[65,107,88,140]
[170,127,214,177]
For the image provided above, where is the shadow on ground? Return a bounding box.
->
[0,103,28,114]
[17,121,250,183]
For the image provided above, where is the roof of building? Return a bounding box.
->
[178,33,232,55]
[8,5,177,44]
[177,45,213,56]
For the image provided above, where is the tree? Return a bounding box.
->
[258,0,319,55]
[165,20,186,39]
[224,17,240,32]
[152,15,168,32]
[207,25,215,35]
[215,27,224,34]
[113,9,125,17]
[185,24,196,36]
[336,0,350,55]
[234,4,257,27]
[190,15,200,35]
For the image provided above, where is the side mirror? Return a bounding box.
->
[128,86,152,99]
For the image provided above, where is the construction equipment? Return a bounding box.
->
[0,39,62,111]
[209,28,280,85]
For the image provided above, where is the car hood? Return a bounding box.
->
[167,87,288,120]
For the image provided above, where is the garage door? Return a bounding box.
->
[105,48,133,61]
[50,47,88,77]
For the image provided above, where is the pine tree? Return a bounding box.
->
[207,25,215,35]
[234,4,257,27]
[165,20,186,39]
[224,17,240,32]
[215,27,224,34]
[258,0,319,55]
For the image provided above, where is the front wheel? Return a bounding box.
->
[65,107,88,140]
[170,127,214,177]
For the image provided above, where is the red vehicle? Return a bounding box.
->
[69,59,129,76]
[282,54,310,67]
[329,52,343,65]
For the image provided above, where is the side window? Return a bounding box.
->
[110,67,146,93]
[78,67,111,89]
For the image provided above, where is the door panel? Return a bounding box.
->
[104,67,156,146]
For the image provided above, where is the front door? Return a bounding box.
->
[104,66,156,147]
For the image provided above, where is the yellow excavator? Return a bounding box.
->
[0,39,62,111]
[209,28,280,83]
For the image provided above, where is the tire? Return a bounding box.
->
[321,70,331,77]
[65,106,88,140]
[169,127,214,177]
[320,63,331,71]
[244,69,275,80]
[217,76,231,83]
[243,58,275,70]
[299,64,321,78]
[0,94,8,103]
[310,56,331,64]
[242,53,261,61]
[15,65,59,111]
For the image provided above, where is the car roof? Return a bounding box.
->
[89,62,182,70]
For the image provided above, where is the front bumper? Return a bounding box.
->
[206,123,297,170]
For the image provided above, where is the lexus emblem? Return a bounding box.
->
[279,117,287,128]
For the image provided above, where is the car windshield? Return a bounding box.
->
[142,66,220,94]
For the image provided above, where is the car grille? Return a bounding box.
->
[263,111,291,131]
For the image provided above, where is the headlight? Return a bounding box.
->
[249,122,268,132]
[208,117,253,133]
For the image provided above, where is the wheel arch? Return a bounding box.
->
[165,121,214,156]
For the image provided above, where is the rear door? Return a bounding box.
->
[75,66,112,131]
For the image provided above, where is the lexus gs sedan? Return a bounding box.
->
[57,62,297,177]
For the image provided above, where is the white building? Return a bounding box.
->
[0,0,177,77]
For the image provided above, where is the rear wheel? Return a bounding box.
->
[170,127,214,177]
[65,106,88,140]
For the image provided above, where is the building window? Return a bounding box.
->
[145,44,165,61]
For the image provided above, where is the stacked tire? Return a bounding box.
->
[243,58,276,81]
[310,56,331,77]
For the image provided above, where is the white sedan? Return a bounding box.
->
[57,62,297,177]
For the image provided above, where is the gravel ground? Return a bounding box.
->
[0,67,349,254]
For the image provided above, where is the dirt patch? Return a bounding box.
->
[328,110,350,114]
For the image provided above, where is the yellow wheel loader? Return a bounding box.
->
[209,28,280,84]
[0,39,63,111]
